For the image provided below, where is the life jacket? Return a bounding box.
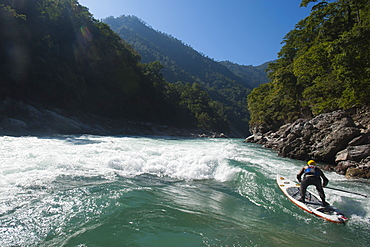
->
[304,165,320,177]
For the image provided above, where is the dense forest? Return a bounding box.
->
[104,15,269,136]
[248,0,370,129]
[0,0,239,133]
[219,61,270,89]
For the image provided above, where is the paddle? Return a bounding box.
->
[325,186,368,198]
[296,180,368,198]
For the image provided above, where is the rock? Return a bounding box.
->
[280,138,308,160]
[345,167,367,179]
[320,164,335,172]
[351,105,370,131]
[335,160,359,174]
[250,124,272,136]
[310,110,351,129]
[15,103,43,123]
[0,98,231,138]
[335,149,350,162]
[218,133,228,138]
[1,118,28,132]
[336,145,370,162]
[290,122,305,137]
[306,111,360,162]
[252,132,264,143]
[247,106,370,179]
[301,122,314,142]
[244,135,255,142]
[348,133,370,146]
[42,110,84,134]
[275,110,360,163]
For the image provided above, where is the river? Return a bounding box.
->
[0,135,369,246]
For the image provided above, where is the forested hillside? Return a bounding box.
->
[220,61,270,88]
[248,0,370,129]
[0,0,233,133]
[104,15,265,136]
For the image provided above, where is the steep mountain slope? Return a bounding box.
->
[104,15,268,136]
[220,61,271,88]
[0,0,231,133]
[104,16,252,88]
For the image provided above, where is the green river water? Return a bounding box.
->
[0,135,368,246]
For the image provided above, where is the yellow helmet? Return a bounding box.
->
[307,160,316,166]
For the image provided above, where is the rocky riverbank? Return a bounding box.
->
[0,98,228,138]
[245,107,370,179]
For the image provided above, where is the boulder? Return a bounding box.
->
[335,149,350,162]
[314,127,361,163]
[1,118,28,132]
[278,111,361,163]
[246,107,370,179]
[280,137,309,160]
[252,132,265,143]
[335,144,370,162]
[334,160,359,174]
[280,111,361,164]
[351,105,370,132]
[290,122,305,137]
[42,110,83,134]
[345,167,367,179]
[310,110,353,129]
[348,133,370,146]
[301,122,314,142]
[244,135,255,143]
[15,103,43,123]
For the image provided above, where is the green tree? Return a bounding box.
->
[248,0,370,128]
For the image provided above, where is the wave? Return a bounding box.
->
[1,135,369,246]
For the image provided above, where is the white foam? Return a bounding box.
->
[0,136,241,191]
[0,135,369,227]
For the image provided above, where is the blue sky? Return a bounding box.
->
[78,0,312,66]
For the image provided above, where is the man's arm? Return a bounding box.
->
[296,167,305,182]
[319,168,329,187]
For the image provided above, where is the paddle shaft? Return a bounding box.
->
[296,180,367,198]
[325,186,368,198]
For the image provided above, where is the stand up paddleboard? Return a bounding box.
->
[276,175,348,223]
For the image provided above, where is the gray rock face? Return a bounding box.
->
[246,107,370,179]
[336,145,370,162]
[0,98,224,138]
[42,110,84,134]
[0,98,106,135]
[1,118,28,132]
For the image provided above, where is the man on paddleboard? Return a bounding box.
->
[297,160,329,206]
